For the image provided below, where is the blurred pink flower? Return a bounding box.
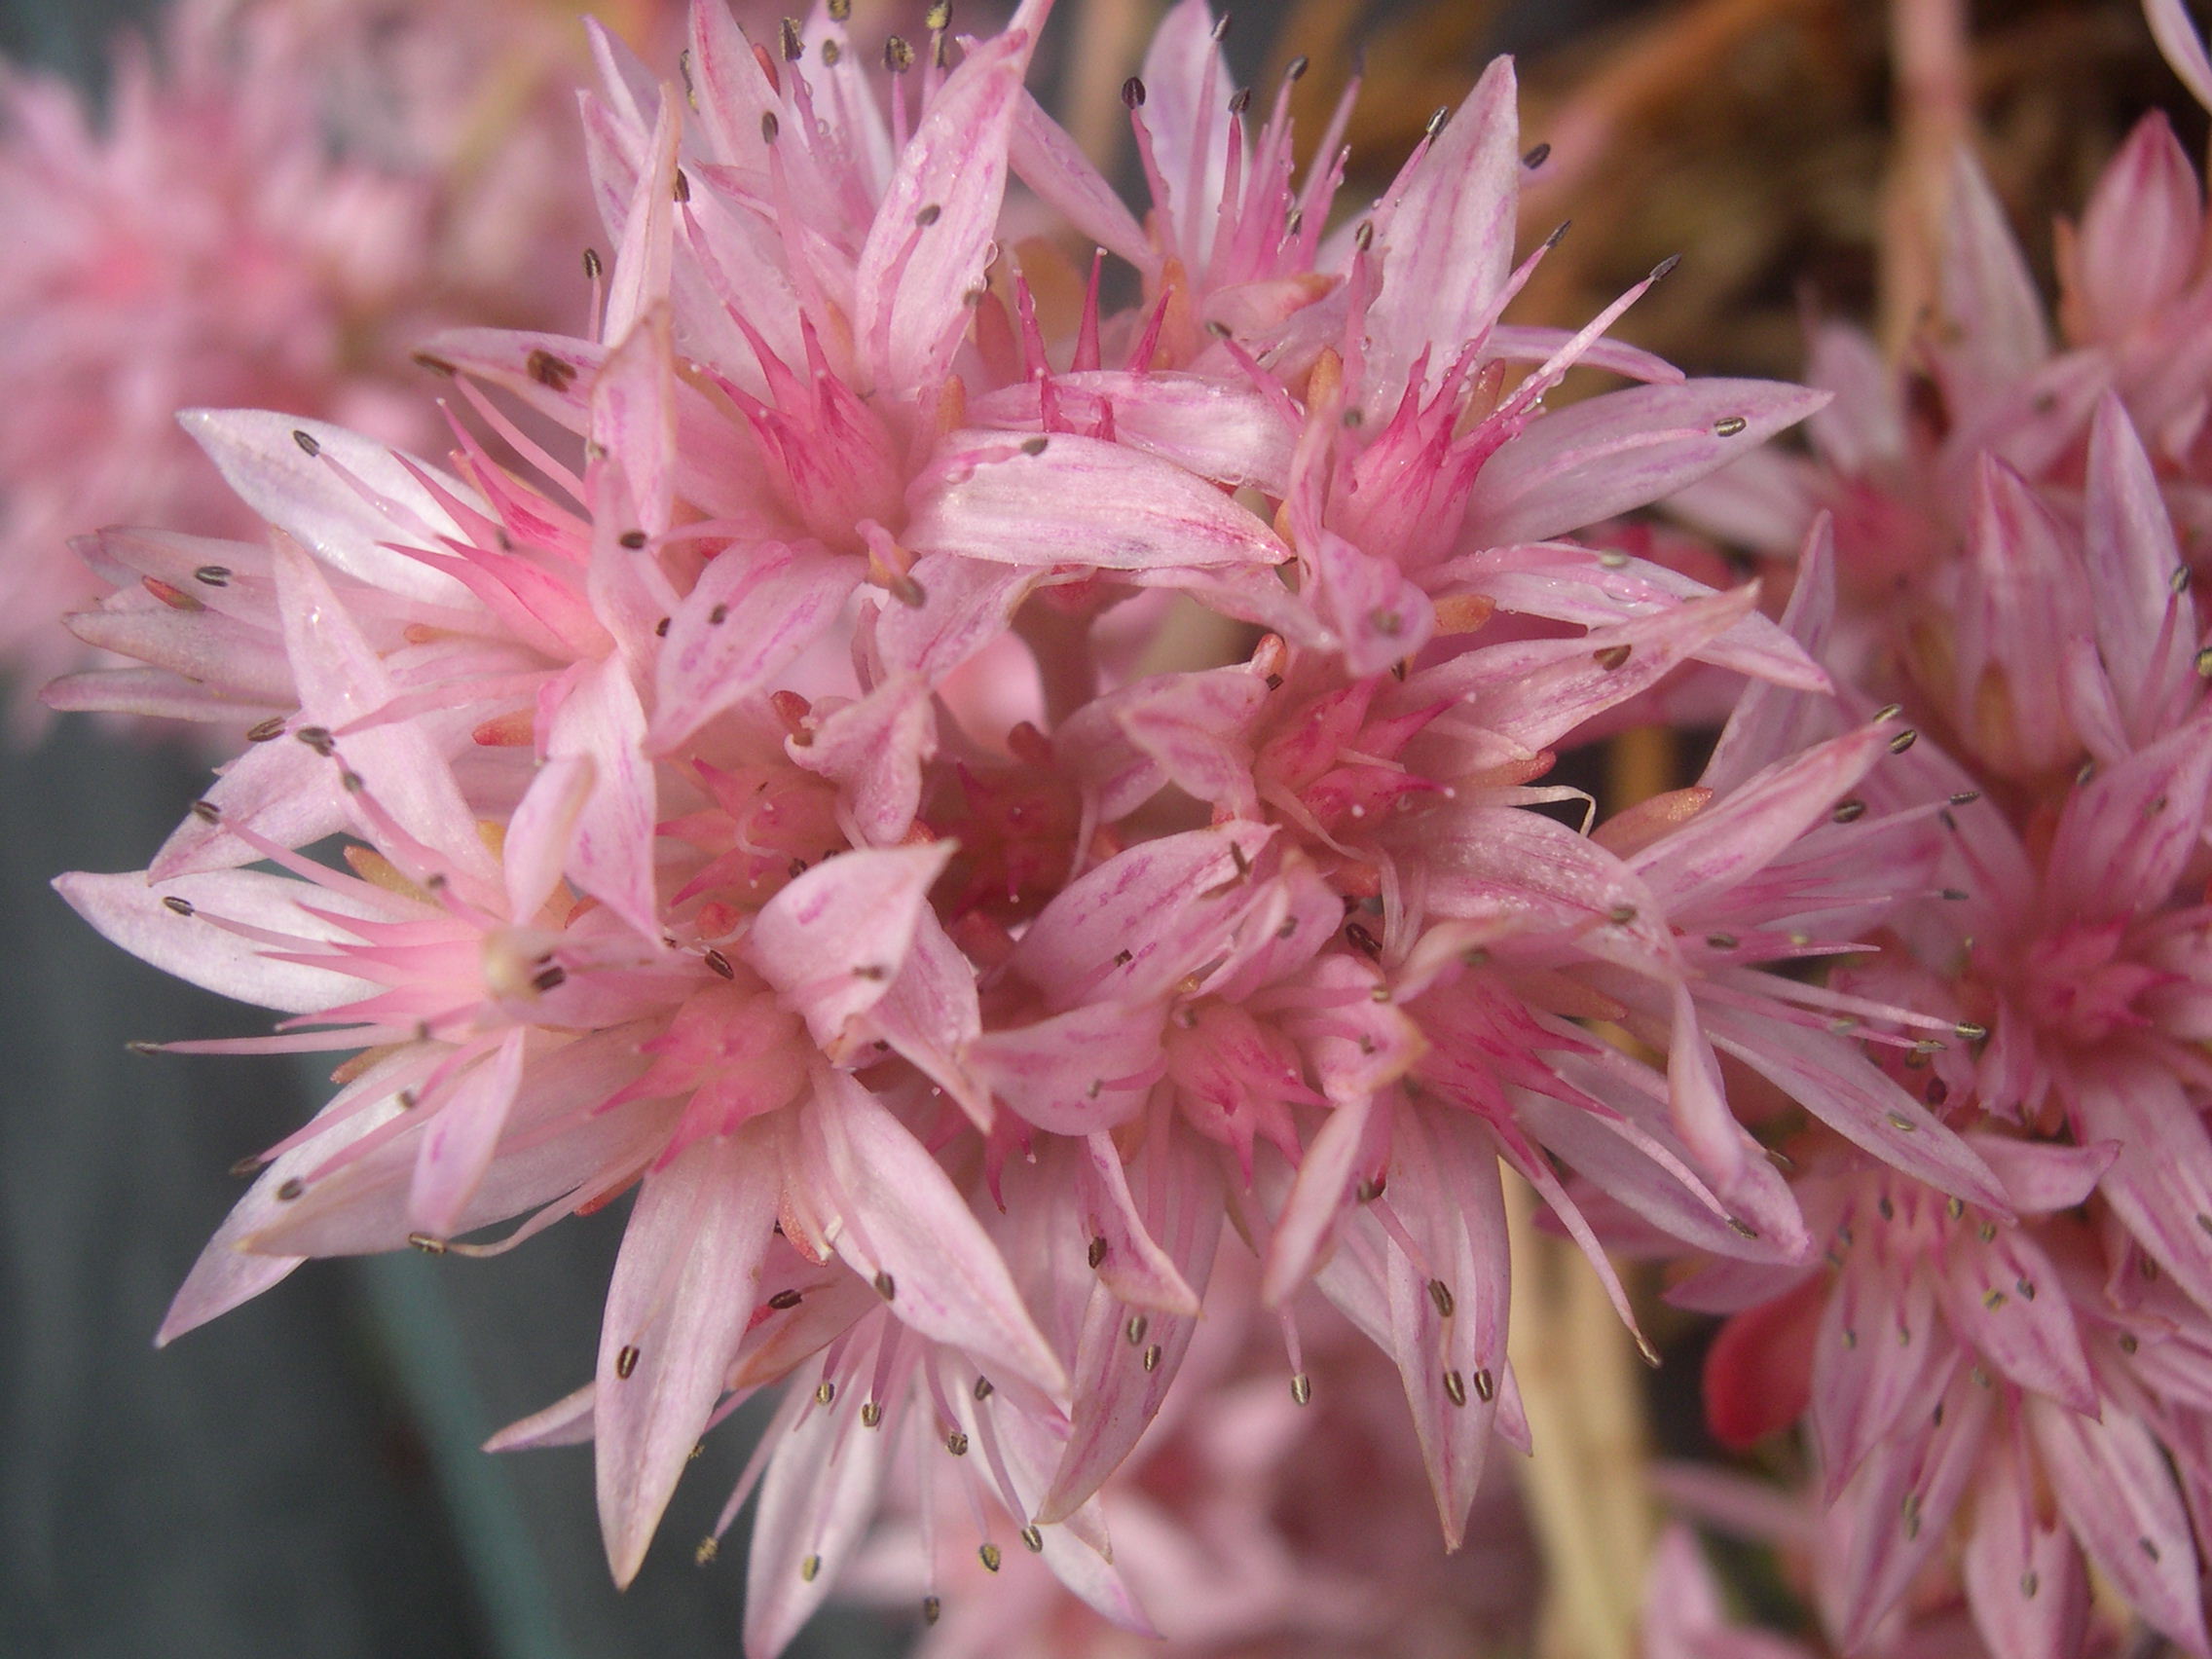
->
[851,1258,1540,1657]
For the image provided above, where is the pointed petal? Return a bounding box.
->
[1962,1435,2091,1659]
[1009,93,1152,271]
[1630,724,1889,914]
[55,868,384,1013]
[855,910,986,1127]
[967,1002,1168,1136]
[749,841,957,1056]
[906,431,1288,570]
[485,1382,598,1452]
[648,542,862,752]
[1826,1358,1990,1649]
[178,410,472,606]
[596,1122,782,1586]
[547,656,660,940]
[2074,112,2201,339]
[1041,1131,1222,1521]
[787,675,938,846]
[270,535,497,889]
[408,1029,530,1238]
[1700,1005,2009,1211]
[1464,381,1829,546]
[2072,1055,2212,1318]
[1378,1103,1509,1547]
[1365,57,1519,403]
[2029,1395,2211,1657]
[1008,824,1281,1010]
[1968,1134,2117,1214]
[852,10,1043,395]
[2085,395,2195,736]
[1938,1225,2097,1413]
[1937,148,2051,410]
[809,1074,1067,1397]
[2150,0,2212,109]
[503,755,595,923]
[742,1368,897,1658]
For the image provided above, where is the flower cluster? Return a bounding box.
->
[51,0,2208,1654]
[1667,4,2212,1654]
[0,0,683,733]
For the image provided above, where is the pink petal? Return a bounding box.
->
[2070,1055,2212,1317]
[1260,1087,1386,1304]
[1966,1134,2118,1214]
[967,371,1295,494]
[1055,666,1264,821]
[2046,716,2212,922]
[269,535,497,890]
[967,1001,1169,1135]
[2028,1395,2211,1657]
[2149,0,2212,109]
[1363,56,1519,406]
[502,755,595,923]
[601,99,678,347]
[178,410,472,606]
[2074,112,2202,340]
[485,1382,598,1453]
[905,431,1288,571]
[853,910,987,1127]
[1041,1129,1223,1522]
[55,867,384,1014]
[1810,1267,1947,1500]
[1630,723,1888,915]
[155,1053,430,1344]
[1463,380,1830,546]
[850,1,1046,396]
[1135,0,1234,263]
[2086,392,2196,734]
[408,1029,529,1238]
[1825,1359,1992,1649]
[1079,1130,1202,1317]
[596,1122,783,1586]
[742,1367,897,1659]
[648,541,861,752]
[1009,824,1282,1011]
[1961,1435,2091,1659]
[1009,93,1153,271]
[788,676,939,847]
[1376,1102,1509,1548]
[1937,1225,2097,1413]
[748,841,957,1057]
[1700,516,1841,793]
[809,1073,1068,1397]
[546,655,661,940]
[249,1028,666,1257]
[1410,583,1759,754]
[1309,528,1436,677]
[871,551,1048,682]
[1936,148,2051,411]
[1700,1005,2009,1211]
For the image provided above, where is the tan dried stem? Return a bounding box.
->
[1506,1173,1655,1659]
[1879,0,1973,356]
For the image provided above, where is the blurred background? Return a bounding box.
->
[0,0,2195,1655]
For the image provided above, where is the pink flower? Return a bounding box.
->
[1673,400,2212,1658]
[0,0,687,734]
